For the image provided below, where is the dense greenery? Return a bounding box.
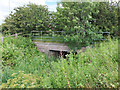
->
[1,1,119,88]
[2,2,119,49]
[0,33,2,85]
[0,25,2,33]
[1,36,118,88]
[91,2,119,35]
[52,2,118,48]
[2,3,50,34]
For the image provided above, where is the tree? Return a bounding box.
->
[2,3,50,34]
[91,2,118,36]
[52,1,119,49]
[53,2,100,49]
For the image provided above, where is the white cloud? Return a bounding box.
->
[46,0,60,2]
[0,0,46,25]
[48,4,57,12]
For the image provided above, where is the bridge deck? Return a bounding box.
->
[34,41,70,54]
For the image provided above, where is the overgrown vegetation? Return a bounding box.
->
[1,0,119,88]
[0,33,2,85]
[1,36,118,88]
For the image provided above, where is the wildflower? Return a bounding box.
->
[1,83,7,88]
[30,85,36,88]
[9,84,15,88]
[17,77,21,80]
[7,79,11,82]
[14,84,19,87]
[20,84,25,88]
[7,81,10,85]
[22,80,29,83]
[28,74,32,76]
[13,78,17,81]
[11,73,16,77]
[19,71,24,73]
[31,82,35,85]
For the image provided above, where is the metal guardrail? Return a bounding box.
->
[0,31,110,43]
[31,31,64,42]
[31,31,110,42]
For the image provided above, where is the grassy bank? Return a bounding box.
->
[1,36,118,88]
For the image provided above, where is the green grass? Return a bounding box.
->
[0,33,2,85]
[1,36,118,88]
[1,36,55,84]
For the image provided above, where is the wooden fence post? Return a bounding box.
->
[15,33,17,38]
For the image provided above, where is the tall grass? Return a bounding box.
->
[0,33,2,85]
[1,36,118,88]
[2,36,50,82]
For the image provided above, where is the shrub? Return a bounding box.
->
[39,38,118,88]
[2,36,46,66]
[1,36,51,84]
[1,71,39,88]
[1,36,118,88]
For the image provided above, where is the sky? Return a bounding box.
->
[0,0,58,25]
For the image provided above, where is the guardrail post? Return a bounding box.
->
[1,37,4,43]
[31,31,32,40]
[52,31,53,41]
[41,31,42,40]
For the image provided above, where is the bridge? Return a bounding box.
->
[34,41,70,58]
[31,31,110,58]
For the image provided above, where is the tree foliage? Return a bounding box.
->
[53,2,102,48]
[91,2,119,35]
[2,3,50,34]
[52,2,118,49]
[1,2,119,49]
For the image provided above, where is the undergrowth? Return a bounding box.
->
[1,36,118,88]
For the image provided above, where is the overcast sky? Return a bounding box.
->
[0,0,58,25]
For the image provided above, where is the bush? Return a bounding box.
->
[2,36,46,66]
[38,38,118,88]
[1,36,52,84]
[1,36,118,88]
[1,71,39,88]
